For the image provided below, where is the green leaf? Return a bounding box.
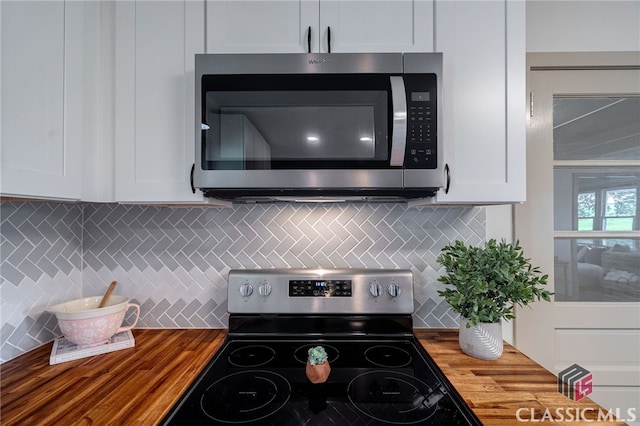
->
[435,238,554,324]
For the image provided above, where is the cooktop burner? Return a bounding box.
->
[201,370,291,423]
[229,345,276,367]
[161,269,480,425]
[348,370,443,424]
[364,345,412,368]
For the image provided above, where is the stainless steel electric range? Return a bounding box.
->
[162,269,480,425]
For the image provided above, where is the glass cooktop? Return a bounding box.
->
[162,338,479,425]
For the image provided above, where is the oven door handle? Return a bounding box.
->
[389,76,407,167]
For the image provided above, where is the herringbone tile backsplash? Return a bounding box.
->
[1,201,485,362]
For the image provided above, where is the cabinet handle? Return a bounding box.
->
[327,26,331,53]
[190,163,196,194]
[307,26,312,53]
[444,163,451,194]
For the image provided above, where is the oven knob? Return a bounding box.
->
[369,281,382,297]
[258,283,272,297]
[387,283,402,297]
[239,283,253,297]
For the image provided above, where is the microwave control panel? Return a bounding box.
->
[404,74,438,169]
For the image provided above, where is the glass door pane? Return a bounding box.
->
[553,96,640,302]
[553,97,640,160]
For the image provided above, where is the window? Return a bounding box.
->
[571,172,639,250]
[576,185,638,232]
[604,187,636,231]
[577,191,595,230]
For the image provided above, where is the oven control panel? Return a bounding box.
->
[228,268,413,314]
[289,280,352,297]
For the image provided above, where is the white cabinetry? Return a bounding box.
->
[206,0,525,204]
[2,1,523,205]
[207,0,433,53]
[114,1,219,204]
[432,0,525,204]
[1,1,87,200]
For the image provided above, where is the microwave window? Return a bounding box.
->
[202,89,389,169]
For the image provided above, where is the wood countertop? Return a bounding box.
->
[415,330,625,425]
[1,329,226,425]
[1,329,623,425]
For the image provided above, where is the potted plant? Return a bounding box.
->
[306,346,331,383]
[436,239,552,360]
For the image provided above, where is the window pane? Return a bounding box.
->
[578,218,594,230]
[553,97,640,161]
[577,192,595,218]
[604,217,634,231]
[605,188,636,217]
[554,168,639,231]
[555,238,640,302]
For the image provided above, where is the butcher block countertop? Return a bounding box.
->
[1,329,622,426]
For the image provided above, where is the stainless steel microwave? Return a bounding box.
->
[193,52,445,203]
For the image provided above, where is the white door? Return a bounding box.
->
[515,53,640,421]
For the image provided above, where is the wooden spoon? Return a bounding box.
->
[98,281,118,308]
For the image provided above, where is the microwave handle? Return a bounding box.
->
[389,76,407,167]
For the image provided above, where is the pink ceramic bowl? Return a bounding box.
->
[47,295,140,347]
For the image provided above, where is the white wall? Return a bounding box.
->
[485,205,515,344]
[527,0,640,52]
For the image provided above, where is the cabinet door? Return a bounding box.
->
[206,0,433,54]
[207,1,318,53]
[1,1,81,200]
[433,0,525,203]
[115,1,208,203]
[320,0,433,53]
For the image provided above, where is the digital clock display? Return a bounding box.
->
[411,91,430,102]
[289,279,352,297]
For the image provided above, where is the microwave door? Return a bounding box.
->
[389,76,407,167]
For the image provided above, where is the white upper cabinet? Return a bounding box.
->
[320,1,433,53]
[207,1,317,53]
[115,1,221,204]
[206,0,525,204]
[2,0,522,205]
[207,0,433,53]
[432,0,525,204]
[1,1,107,202]
[1,1,83,200]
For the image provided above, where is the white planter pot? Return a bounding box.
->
[458,317,504,360]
